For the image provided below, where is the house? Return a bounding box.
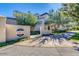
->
[34,13,52,34]
[0,16,30,43]
[34,11,69,35]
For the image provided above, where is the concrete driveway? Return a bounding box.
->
[0,44,79,56]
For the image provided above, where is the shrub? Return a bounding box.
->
[72,26,79,30]
[0,42,7,47]
[53,30,67,33]
[0,37,25,47]
[30,31,40,35]
[69,32,79,40]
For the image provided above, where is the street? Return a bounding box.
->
[0,44,79,56]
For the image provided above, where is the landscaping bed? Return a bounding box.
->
[0,37,26,47]
[52,30,67,34]
[30,31,40,35]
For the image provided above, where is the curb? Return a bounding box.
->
[0,45,14,51]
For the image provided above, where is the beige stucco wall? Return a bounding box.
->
[40,24,52,34]
[0,17,6,42]
[6,24,30,41]
[0,16,30,42]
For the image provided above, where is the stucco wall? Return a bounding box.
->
[0,17,6,42]
[40,24,52,34]
[6,24,30,41]
[0,16,30,42]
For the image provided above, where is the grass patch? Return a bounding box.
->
[69,32,79,43]
[69,39,79,43]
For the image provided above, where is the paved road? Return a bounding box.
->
[0,32,78,56]
[0,44,79,56]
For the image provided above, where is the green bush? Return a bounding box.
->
[52,30,67,34]
[69,32,79,40]
[30,31,40,35]
[6,37,25,45]
[6,40,19,45]
[0,42,7,47]
[72,26,79,30]
[53,30,67,33]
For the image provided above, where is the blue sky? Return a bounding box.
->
[0,3,62,17]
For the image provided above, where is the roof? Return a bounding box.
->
[6,17,16,20]
[40,13,49,16]
[6,17,17,25]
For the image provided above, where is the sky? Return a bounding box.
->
[0,3,62,17]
